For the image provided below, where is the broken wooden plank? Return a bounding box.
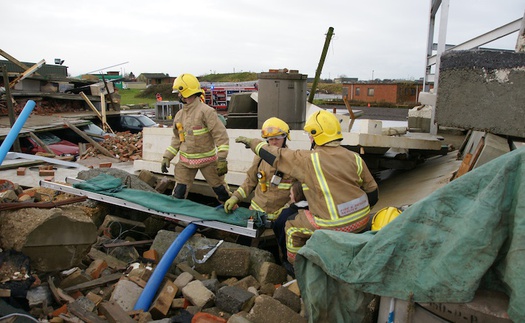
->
[64,121,116,159]
[79,92,115,134]
[88,248,127,270]
[0,160,45,170]
[102,239,154,249]
[0,49,40,76]
[9,59,45,88]
[63,273,122,292]
[68,301,107,323]
[149,280,177,319]
[29,131,55,155]
[98,301,135,323]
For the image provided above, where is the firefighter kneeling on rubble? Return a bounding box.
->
[161,73,231,203]
[236,110,379,264]
[224,117,298,222]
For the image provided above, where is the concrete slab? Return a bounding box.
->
[436,50,525,138]
[372,153,461,210]
[473,133,510,169]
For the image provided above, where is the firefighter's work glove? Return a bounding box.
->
[235,136,253,148]
[217,157,228,177]
[224,196,239,214]
[161,157,171,173]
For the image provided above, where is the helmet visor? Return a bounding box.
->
[262,126,286,138]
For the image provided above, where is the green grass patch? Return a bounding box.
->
[119,88,157,106]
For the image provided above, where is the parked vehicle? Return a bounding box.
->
[106,114,160,133]
[19,132,79,157]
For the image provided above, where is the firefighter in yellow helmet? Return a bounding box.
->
[235,110,378,265]
[224,117,298,222]
[161,73,231,203]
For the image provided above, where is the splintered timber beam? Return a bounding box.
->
[64,121,116,159]
[79,92,115,134]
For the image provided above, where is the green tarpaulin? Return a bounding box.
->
[296,147,525,323]
[73,173,263,228]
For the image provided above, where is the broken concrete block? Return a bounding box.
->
[233,276,260,291]
[273,286,301,313]
[0,206,97,271]
[174,271,194,293]
[259,283,275,296]
[194,248,251,277]
[285,280,301,297]
[215,286,255,314]
[171,298,186,309]
[201,279,220,294]
[258,262,287,285]
[110,279,144,312]
[138,169,157,187]
[151,230,274,279]
[182,280,215,308]
[245,294,306,323]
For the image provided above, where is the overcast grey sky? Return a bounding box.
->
[3,1,523,81]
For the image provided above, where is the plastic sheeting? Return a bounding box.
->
[73,173,263,227]
[296,147,525,323]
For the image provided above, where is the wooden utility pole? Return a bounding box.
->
[1,65,21,152]
[308,27,334,104]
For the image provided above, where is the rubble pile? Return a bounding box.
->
[81,132,144,162]
[0,99,86,117]
[0,185,304,322]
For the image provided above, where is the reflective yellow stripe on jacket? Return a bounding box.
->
[166,146,178,156]
[310,152,370,228]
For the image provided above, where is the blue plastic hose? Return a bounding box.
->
[0,100,36,164]
[133,223,198,311]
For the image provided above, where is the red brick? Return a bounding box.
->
[143,249,159,263]
[39,169,55,177]
[99,162,112,168]
[17,167,26,176]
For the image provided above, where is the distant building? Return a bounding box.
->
[334,77,358,84]
[137,73,173,86]
[342,80,432,106]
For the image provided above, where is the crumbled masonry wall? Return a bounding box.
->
[436,50,525,138]
[0,206,97,271]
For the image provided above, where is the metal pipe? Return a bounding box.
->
[0,100,36,164]
[133,223,198,311]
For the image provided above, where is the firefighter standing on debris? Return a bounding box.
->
[224,117,298,222]
[161,73,231,203]
[236,110,379,264]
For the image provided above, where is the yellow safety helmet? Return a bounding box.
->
[261,117,291,140]
[371,206,402,231]
[172,73,202,98]
[304,110,342,145]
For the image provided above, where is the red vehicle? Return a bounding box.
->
[19,132,79,157]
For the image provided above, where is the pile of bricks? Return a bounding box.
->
[81,132,144,162]
[0,203,306,322]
